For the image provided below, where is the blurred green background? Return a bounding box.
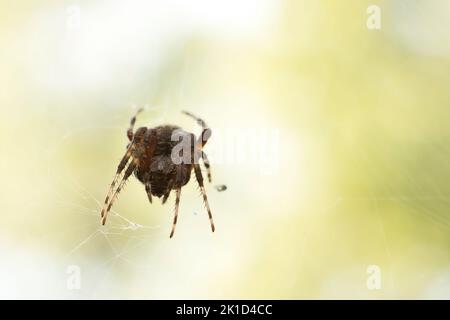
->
[0,0,449,299]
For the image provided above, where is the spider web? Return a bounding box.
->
[38,103,450,299]
[60,174,160,260]
[342,135,450,297]
[43,120,172,298]
[42,104,225,299]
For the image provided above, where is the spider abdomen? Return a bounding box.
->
[152,125,184,156]
[149,171,172,197]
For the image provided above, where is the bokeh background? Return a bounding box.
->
[0,0,449,299]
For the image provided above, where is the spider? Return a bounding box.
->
[100,109,215,238]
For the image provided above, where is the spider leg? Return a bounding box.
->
[127,108,143,141]
[181,110,207,129]
[101,145,134,217]
[169,188,182,238]
[181,110,211,149]
[101,159,138,225]
[145,183,153,203]
[162,190,170,204]
[193,164,215,233]
[201,151,212,183]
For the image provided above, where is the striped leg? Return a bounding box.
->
[127,108,143,141]
[162,190,171,204]
[145,183,153,203]
[182,110,207,129]
[201,151,212,183]
[101,146,134,220]
[101,160,137,225]
[194,164,215,233]
[181,110,211,148]
[198,128,212,149]
[169,188,182,238]
[143,129,157,204]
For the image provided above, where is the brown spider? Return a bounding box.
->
[100,109,215,238]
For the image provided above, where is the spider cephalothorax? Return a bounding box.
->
[100,110,215,238]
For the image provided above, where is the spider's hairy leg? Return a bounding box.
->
[201,151,212,183]
[169,188,182,238]
[101,159,138,225]
[101,126,152,224]
[194,164,215,233]
[181,110,211,149]
[162,191,170,204]
[181,110,207,129]
[143,129,158,205]
[101,145,134,216]
[198,127,212,149]
[145,183,152,203]
[127,108,143,141]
